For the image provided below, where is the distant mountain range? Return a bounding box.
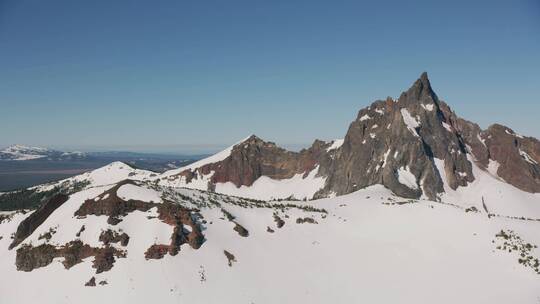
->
[0,145,86,161]
[0,146,206,191]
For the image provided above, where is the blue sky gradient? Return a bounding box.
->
[1,0,539,153]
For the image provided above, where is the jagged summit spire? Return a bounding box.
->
[402,71,438,104]
[419,71,430,85]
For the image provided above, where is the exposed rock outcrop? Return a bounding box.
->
[481,124,540,192]
[224,250,236,267]
[75,180,205,254]
[75,180,154,223]
[99,229,130,247]
[321,73,476,200]
[9,194,69,249]
[233,223,249,237]
[74,180,206,260]
[168,136,332,190]
[296,217,317,224]
[163,72,540,200]
[85,277,96,287]
[15,240,125,273]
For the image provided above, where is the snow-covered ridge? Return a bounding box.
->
[161,136,252,177]
[326,139,344,152]
[1,180,540,304]
[0,144,87,161]
[33,161,155,192]
[0,145,51,160]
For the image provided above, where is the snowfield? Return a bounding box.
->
[215,166,326,200]
[1,183,539,304]
[400,108,421,137]
[1,134,540,303]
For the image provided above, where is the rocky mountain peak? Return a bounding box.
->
[163,72,539,201]
[399,72,439,108]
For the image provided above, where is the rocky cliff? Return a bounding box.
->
[164,73,540,201]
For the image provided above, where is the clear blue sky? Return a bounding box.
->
[1,0,539,153]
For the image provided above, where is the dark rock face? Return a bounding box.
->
[321,73,476,200]
[99,229,130,247]
[156,203,205,250]
[223,250,236,267]
[75,180,154,223]
[481,124,540,192]
[15,240,125,273]
[325,73,539,198]
[15,244,56,271]
[10,194,69,249]
[233,223,249,237]
[144,244,170,260]
[169,136,332,191]
[296,217,317,224]
[85,277,96,287]
[273,214,285,228]
[166,72,540,200]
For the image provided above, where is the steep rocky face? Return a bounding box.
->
[172,135,333,189]
[10,194,69,249]
[320,73,474,199]
[15,240,125,273]
[162,72,540,201]
[481,124,540,192]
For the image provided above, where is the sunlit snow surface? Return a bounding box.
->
[326,139,344,152]
[1,184,539,304]
[216,166,326,200]
[2,138,540,303]
[400,108,420,137]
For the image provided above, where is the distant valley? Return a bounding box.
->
[0,145,205,191]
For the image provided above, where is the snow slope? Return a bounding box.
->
[434,157,540,219]
[1,184,539,303]
[215,165,326,200]
[155,136,328,200]
[161,136,252,177]
[34,161,155,192]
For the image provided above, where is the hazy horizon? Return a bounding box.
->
[0,141,312,155]
[1,0,539,149]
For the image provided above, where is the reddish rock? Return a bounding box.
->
[15,240,125,273]
[162,72,540,199]
[482,124,540,192]
[99,229,130,247]
[144,244,170,260]
[171,135,332,193]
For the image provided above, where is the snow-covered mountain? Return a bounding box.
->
[0,145,86,161]
[1,73,539,303]
[154,73,540,204]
